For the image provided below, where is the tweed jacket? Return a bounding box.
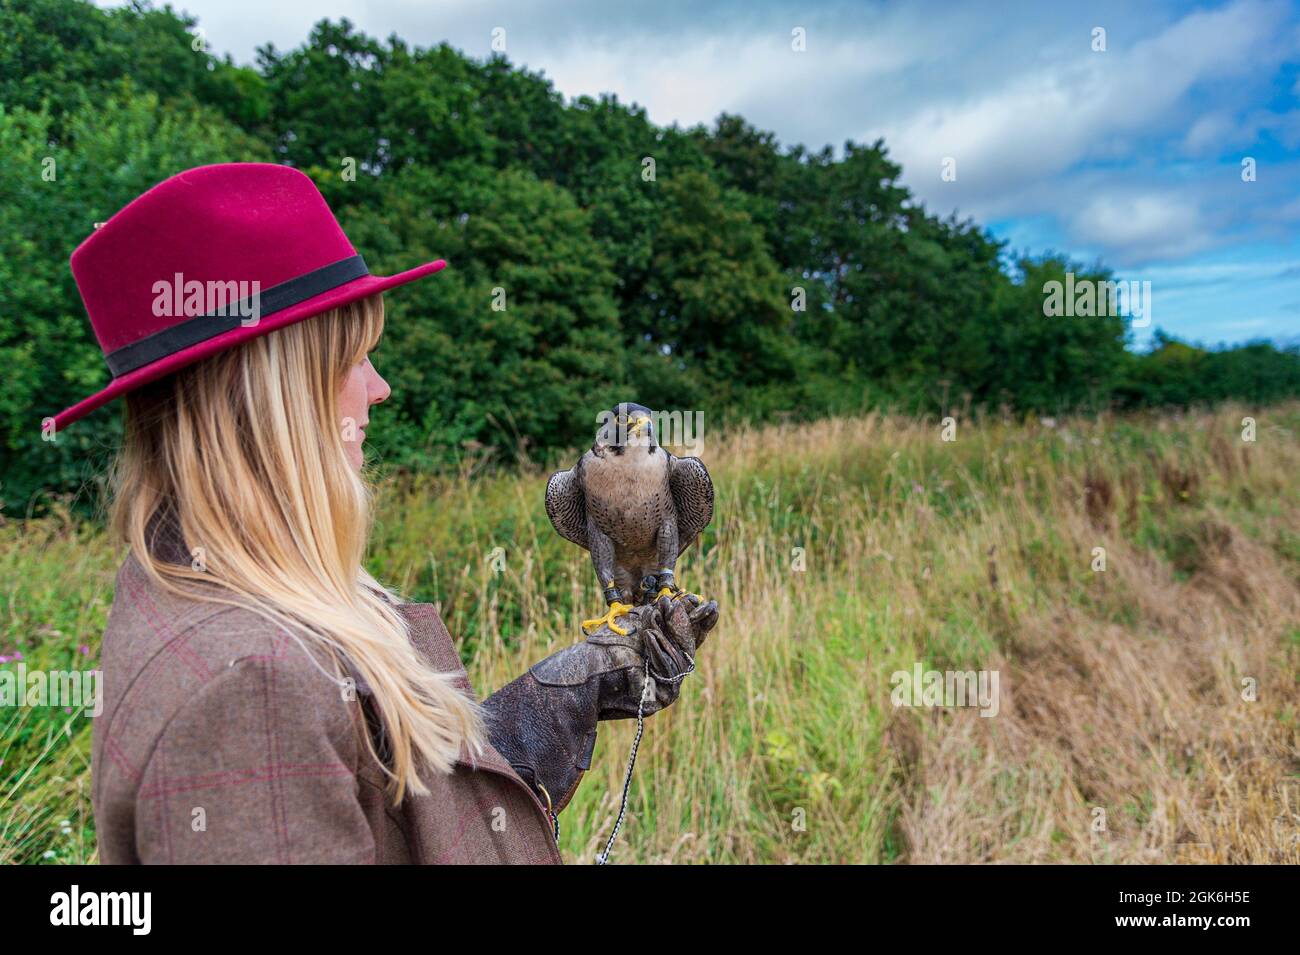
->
[92,554,562,864]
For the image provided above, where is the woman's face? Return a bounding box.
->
[339,354,391,471]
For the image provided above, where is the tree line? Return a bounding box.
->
[2,0,1296,514]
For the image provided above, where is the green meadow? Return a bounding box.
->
[4,404,1298,864]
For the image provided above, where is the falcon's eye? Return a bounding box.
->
[616,415,628,424]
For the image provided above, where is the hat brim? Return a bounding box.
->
[52,259,446,431]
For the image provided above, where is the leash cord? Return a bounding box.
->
[536,783,560,843]
[595,651,695,865]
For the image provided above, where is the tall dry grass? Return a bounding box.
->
[3,403,1298,863]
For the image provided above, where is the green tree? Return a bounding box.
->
[342,165,626,466]
[2,0,1297,514]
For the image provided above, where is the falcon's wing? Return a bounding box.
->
[545,463,589,551]
[668,454,714,557]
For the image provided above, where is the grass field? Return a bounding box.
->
[3,403,1298,864]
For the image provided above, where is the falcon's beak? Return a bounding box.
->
[630,415,651,437]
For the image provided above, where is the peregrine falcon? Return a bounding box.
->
[546,402,714,636]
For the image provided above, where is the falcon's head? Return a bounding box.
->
[595,401,656,456]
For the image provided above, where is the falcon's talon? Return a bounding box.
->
[581,601,635,636]
[656,586,675,599]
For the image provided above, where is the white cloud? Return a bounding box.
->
[870,1,1295,235]
[1184,113,1242,154]
[1069,194,1209,261]
[95,0,1300,307]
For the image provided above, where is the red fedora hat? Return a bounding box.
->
[52,162,446,430]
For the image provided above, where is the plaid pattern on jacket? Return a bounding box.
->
[91,555,562,864]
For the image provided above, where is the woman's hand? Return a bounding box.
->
[482,596,720,812]
[581,593,719,718]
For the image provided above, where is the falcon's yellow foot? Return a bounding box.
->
[658,585,703,603]
[582,601,635,636]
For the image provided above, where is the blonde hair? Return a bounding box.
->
[109,294,483,802]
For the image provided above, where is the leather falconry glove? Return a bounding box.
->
[483,593,719,814]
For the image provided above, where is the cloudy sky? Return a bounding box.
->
[100,0,1300,347]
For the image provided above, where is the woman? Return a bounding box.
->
[58,163,717,864]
